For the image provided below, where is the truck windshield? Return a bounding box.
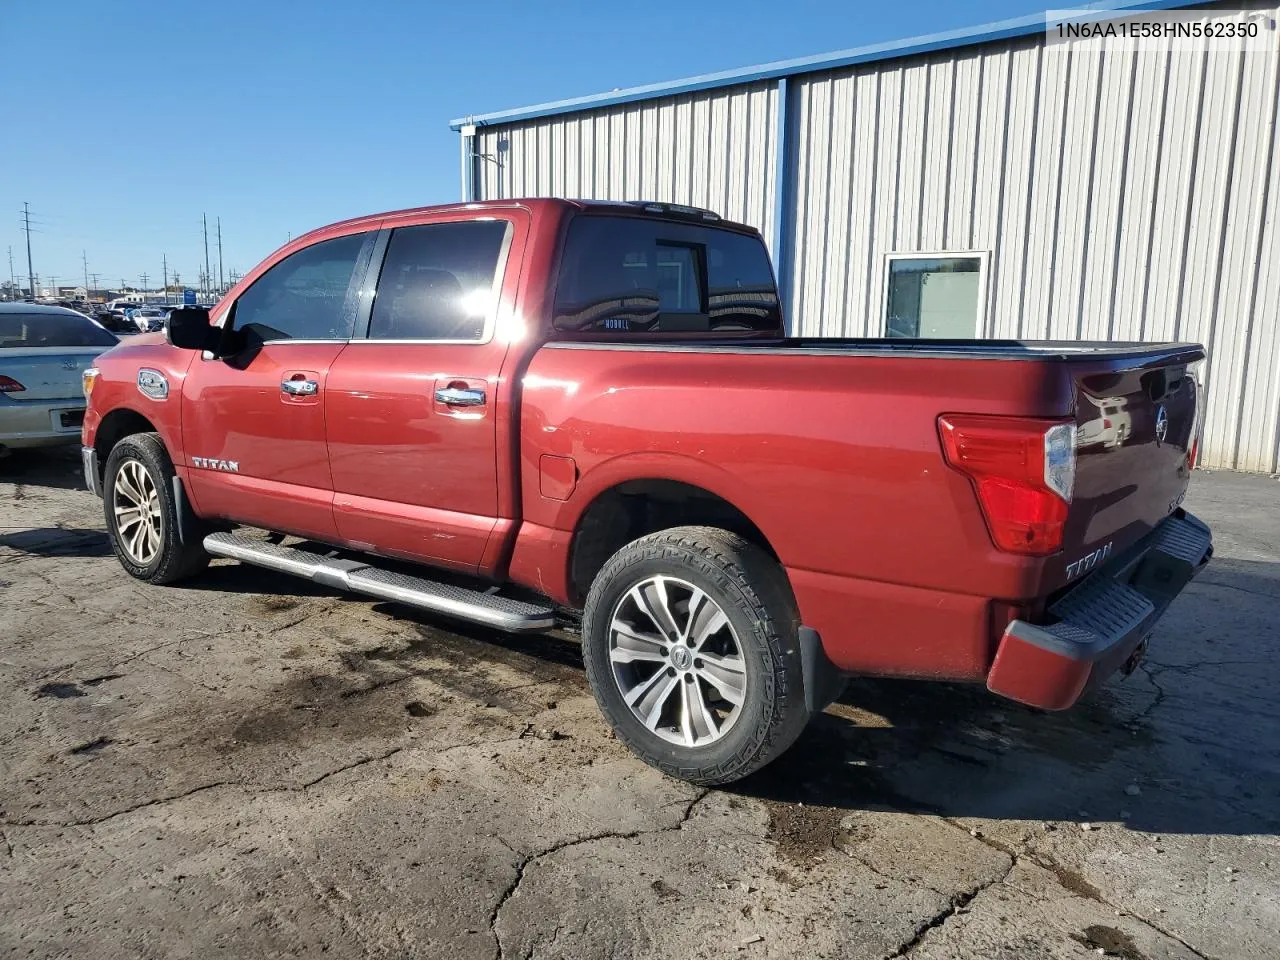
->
[553,215,781,335]
[0,313,119,348]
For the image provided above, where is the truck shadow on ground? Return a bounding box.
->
[0,448,85,492]
[738,555,1280,840]
[0,527,113,557]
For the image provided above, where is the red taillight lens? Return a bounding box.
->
[0,375,25,393]
[939,415,1076,556]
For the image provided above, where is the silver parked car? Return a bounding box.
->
[0,303,118,452]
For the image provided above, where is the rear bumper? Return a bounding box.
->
[0,397,86,449]
[987,510,1212,710]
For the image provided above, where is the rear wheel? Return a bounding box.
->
[582,526,810,785]
[103,432,209,584]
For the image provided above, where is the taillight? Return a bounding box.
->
[1187,364,1203,468]
[0,375,25,393]
[939,415,1076,556]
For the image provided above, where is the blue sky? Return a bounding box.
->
[1,0,1043,291]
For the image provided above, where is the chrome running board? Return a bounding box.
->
[203,532,556,632]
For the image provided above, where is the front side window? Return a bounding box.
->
[0,312,118,348]
[553,216,780,335]
[884,254,986,338]
[232,232,369,342]
[368,220,510,341]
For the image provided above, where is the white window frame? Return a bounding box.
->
[882,250,990,338]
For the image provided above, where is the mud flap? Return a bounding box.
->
[799,626,847,714]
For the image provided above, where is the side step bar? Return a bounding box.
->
[203,532,556,632]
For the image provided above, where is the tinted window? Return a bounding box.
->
[0,313,118,348]
[233,233,368,341]
[368,220,510,341]
[553,216,780,334]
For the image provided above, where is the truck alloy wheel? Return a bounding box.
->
[582,525,810,785]
[112,458,164,565]
[102,432,210,585]
[608,575,746,747]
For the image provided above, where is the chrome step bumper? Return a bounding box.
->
[203,532,556,632]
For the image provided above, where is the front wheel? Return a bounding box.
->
[581,526,810,785]
[103,432,210,585]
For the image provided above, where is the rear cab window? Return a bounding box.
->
[553,215,781,338]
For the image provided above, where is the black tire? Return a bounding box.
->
[581,525,810,785]
[103,432,210,585]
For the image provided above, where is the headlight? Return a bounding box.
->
[82,367,100,400]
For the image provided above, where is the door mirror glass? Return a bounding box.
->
[165,307,217,351]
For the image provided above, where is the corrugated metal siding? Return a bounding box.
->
[788,4,1280,471]
[468,3,1280,471]
[472,81,780,259]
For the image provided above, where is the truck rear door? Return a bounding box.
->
[325,211,526,574]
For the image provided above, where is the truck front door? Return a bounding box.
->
[325,213,524,574]
[181,230,376,541]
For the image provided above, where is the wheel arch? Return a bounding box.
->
[565,476,781,607]
[92,407,163,484]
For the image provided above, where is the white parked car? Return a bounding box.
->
[131,306,169,333]
[0,303,118,453]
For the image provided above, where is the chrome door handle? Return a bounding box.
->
[281,378,319,396]
[435,386,485,407]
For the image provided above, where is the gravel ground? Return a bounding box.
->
[1,448,1276,960]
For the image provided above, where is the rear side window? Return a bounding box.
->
[553,216,780,335]
[0,313,118,348]
[233,232,370,341]
[368,220,510,341]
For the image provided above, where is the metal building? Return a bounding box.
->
[453,0,1280,473]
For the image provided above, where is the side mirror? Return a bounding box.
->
[165,307,218,352]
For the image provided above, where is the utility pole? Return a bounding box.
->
[162,254,168,299]
[82,250,89,297]
[90,272,101,299]
[22,202,35,300]
[47,274,58,298]
[7,246,13,300]
[216,216,224,294]
[139,272,149,300]
[202,213,211,299]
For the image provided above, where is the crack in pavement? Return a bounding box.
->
[0,729,538,831]
[488,790,710,960]
[0,780,235,829]
[937,818,1216,960]
[882,856,1019,959]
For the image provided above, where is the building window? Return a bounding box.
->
[884,253,988,339]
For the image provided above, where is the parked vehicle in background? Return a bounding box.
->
[80,198,1212,784]
[0,303,117,453]
[93,309,136,335]
[131,307,168,333]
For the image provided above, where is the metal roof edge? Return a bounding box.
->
[449,0,1208,130]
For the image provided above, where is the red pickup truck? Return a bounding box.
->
[81,199,1212,784]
